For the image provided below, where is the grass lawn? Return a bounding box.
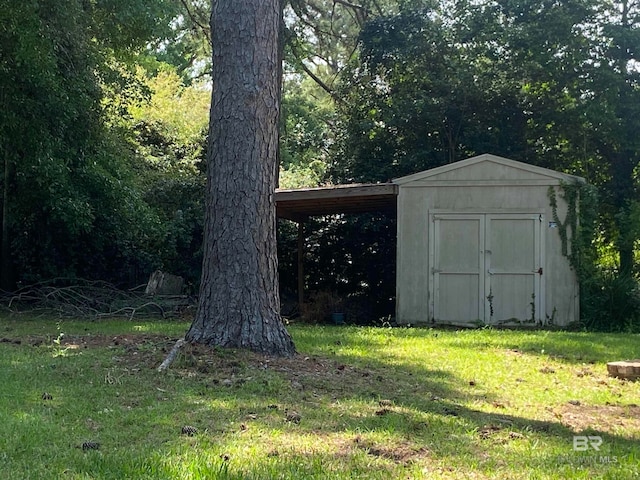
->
[0,316,638,479]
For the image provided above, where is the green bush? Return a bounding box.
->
[580,270,640,332]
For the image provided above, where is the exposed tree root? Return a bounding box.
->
[157,338,187,372]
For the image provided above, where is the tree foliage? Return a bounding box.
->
[333,1,596,182]
[3,0,640,330]
[323,0,640,329]
[0,0,179,288]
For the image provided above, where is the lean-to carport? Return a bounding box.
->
[275,183,398,310]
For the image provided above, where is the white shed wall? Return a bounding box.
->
[395,156,580,327]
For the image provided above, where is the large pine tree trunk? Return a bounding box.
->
[186,0,295,356]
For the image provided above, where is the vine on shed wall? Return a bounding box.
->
[549,182,640,332]
[548,181,599,278]
[548,182,601,328]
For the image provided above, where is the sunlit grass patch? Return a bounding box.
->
[0,317,638,479]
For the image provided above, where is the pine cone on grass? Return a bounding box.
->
[181,425,198,436]
[81,441,100,451]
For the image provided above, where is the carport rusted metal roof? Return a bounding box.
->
[275,183,398,222]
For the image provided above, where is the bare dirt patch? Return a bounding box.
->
[556,403,640,435]
[353,435,430,464]
[21,333,174,349]
[30,334,384,396]
[167,341,386,397]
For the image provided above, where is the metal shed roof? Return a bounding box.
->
[275,183,398,222]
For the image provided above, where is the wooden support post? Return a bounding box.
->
[297,220,305,313]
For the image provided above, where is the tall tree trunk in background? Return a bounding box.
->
[0,83,11,291]
[1,145,13,291]
[186,0,295,356]
[611,149,637,277]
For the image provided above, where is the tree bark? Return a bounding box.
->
[1,142,13,291]
[186,0,295,356]
[609,148,637,278]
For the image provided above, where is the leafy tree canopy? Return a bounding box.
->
[0,0,181,287]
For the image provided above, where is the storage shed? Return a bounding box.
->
[394,154,583,327]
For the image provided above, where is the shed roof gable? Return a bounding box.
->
[393,154,584,186]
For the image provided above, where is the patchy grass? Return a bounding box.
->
[0,317,639,479]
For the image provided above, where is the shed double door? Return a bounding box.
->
[430,213,543,324]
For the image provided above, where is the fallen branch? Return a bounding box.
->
[157,338,187,372]
[0,279,194,319]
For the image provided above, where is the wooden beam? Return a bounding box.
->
[275,183,398,219]
[276,183,397,201]
[297,220,305,313]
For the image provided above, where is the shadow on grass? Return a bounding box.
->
[136,327,639,478]
[508,331,640,364]
[0,323,638,479]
